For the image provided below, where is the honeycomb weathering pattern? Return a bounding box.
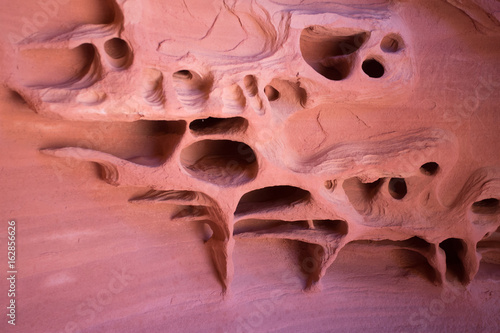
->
[3,0,500,294]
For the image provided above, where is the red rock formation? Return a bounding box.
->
[1,0,499,331]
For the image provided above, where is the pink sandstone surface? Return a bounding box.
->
[0,0,499,332]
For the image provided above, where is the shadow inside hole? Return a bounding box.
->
[172,69,213,109]
[53,119,186,168]
[362,59,384,78]
[197,222,214,242]
[297,241,325,286]
[103,38,132,70]
[243,75,258,96]
[393,236,433,250]
[8,89,28,105]
[264,85,280,101]
[343,178,383,201]
[313,220,348,235]
[189,117,248,135]
[234,219,308,234]
[351,237,437,283]
[477,227,500,246]
[317,56,353,81]
[393,249,437,283]
[439,238,467,283]
[104,38,130,59]
[172,70,193,80]
[388,178,407,200]
[472,198,499,214]
[420,162,439,176]
[235,186,311,216]
[127,120,186,166]
[354,237,432,250]
[171,205,208,220]
[380,33,404,53]
[342,177,384,214]
[477,227,500,265]
[300,26,368,81]
[19,43,100,89]
[479,252,500,266]
[180,140,258,186]
[264,79,308,109]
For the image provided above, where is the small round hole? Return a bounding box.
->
[380,34,404,53]
[420,162,439,176]
[388,178,407,200]
[104,38,129,59]
[362,59,384,78]
[264,85,280,101]
[173,70,193,80]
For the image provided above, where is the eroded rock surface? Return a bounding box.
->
[2,0,500,301]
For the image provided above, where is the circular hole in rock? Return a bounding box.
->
[104,38,130,59]
[264,85,280,101]
[172,70,193,80]
[180,140,257,187]
[471,198,499,214]
[380,34,404,53]
[362,59,384,78]
[420,162,439,176]
[388,178,407,200]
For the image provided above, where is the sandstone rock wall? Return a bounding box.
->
[1,0,499,332]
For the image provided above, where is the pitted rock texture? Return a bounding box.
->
[2,0,500,299]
